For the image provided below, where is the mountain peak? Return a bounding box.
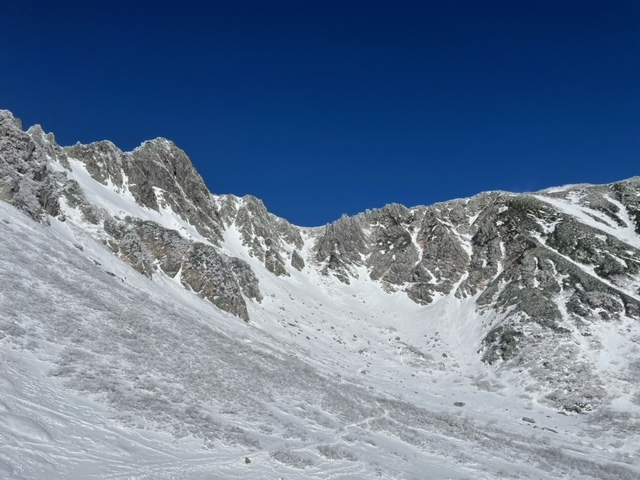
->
[0,109,22,130]
[2,109,640,478]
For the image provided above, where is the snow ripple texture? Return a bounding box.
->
[1,110,640,479]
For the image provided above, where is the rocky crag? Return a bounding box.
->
[2,109,640,413]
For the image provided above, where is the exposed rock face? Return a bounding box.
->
[291,249,305,271]
[2,109,640,413]
[315,214,369,284]
[65,137,225,244]
[0,110,256,320]
[216,194,303,277]
[0,111,64,221]
[103,218,259,321]
[365,204,420,285]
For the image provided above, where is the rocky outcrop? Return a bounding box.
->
[216,194,304,277]
[0,111,64,221]
[0,111,257,321]
[104,218,260,321]
[291,249,305,271]
[65,137,225,244]
[315,214,369,284]
[364,204,420,285]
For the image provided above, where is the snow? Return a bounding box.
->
[1,200,639,479]
[1,184,640,479]
[534,193,640,250]
[530,232,640,303]
[63,158,211,244]
[539,183,591,194]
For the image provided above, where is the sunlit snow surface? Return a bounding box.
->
[1,200,639,479]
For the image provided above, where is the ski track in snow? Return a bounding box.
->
[1,197,640,479]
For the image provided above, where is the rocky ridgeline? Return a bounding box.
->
[215,194,306,276]
[0,110,255,320]
[2,109,640,412]
[313,185,640,410]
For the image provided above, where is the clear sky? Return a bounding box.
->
[1,1,638,226]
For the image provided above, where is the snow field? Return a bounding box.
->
[1,195,640,479]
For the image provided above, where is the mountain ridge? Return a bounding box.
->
[1,109,640,478]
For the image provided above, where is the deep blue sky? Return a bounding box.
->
[1,1,638,226]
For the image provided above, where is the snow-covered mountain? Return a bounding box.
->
[1,109,639,479]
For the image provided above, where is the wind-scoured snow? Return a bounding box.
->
[2,197,639,479]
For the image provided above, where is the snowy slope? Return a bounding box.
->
[2,194,640,479]
[1,110,640,479]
